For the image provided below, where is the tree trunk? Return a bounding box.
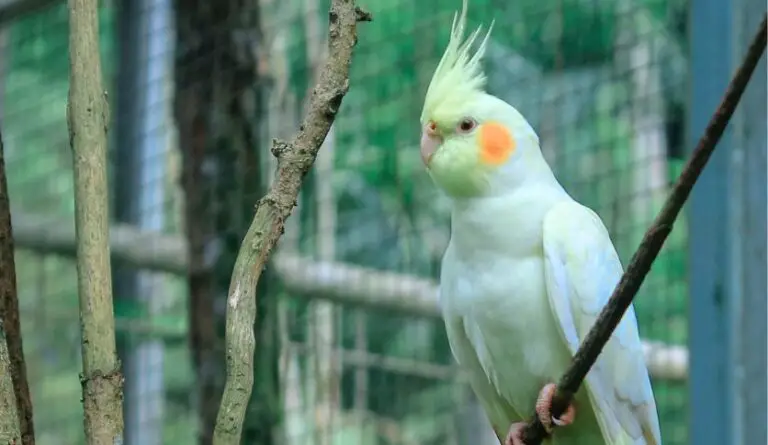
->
[257,1,305,442]
[173,0,277,443]
[0,127,21,445]
[67,0,125,442]
[302,3,341,442]
[0,322,20,443]
[0,69,34,444]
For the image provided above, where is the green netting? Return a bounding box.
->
[3,0,690,443]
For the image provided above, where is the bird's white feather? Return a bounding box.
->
[439,188,608,444]
[542,200,663,445]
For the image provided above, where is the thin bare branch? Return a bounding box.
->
[521,13,767,444]
[211,1,370,443]
[67,0,124,442]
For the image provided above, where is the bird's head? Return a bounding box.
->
[419,0,541,199]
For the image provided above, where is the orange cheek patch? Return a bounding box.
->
[478,122,515,166]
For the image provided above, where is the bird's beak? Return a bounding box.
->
[420,129,442,167]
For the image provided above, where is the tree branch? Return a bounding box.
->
[521,13,767,444]
[67,0,124,442]
[211,1,370,444]
[0,318,20,444]
[0,125,34,444]
[0,125,20,445]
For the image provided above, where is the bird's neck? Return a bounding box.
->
[446,151,568,256]
[448,188,566,259]
[461,148,559,200]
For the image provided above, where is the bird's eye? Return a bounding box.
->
[457,118,477,133]
[427,121,437,132]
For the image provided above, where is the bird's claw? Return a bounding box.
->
[504,422,527,445]
[504,383,577,445]
[536,383,576,434]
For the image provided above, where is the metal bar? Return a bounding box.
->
[729,1,767,443]
[286,341,459,381]
[10,210,689,380]
[113,0,171,442]
[12,211,186,274]
[688,0,734,442]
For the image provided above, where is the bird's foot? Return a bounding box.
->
[503,383,577,445]
[504,422,528,445]
[536,383,576,434]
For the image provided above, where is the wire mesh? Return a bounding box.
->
[2,0,691,444]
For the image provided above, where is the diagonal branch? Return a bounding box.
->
[521,12,768,445]
[211,2,371,444]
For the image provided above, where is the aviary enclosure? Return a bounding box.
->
[0,0,764,444]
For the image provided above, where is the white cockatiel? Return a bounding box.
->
[418,2,663,444]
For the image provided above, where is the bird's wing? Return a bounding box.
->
[442,312,524,441]
[439,259,528,439]
[542,200,663,445]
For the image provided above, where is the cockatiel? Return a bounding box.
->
[419,2,663,444]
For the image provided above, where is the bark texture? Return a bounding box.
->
[0,321,20,444]
[209,1,370,444]
[0,124,34,444]
[173,0,276,443]
[67,0,124,442]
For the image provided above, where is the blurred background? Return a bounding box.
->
[0,0,765,444]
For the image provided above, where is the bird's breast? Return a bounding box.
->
[440,247,571,394]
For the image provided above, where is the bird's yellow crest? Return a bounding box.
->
[420,0,494,127]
